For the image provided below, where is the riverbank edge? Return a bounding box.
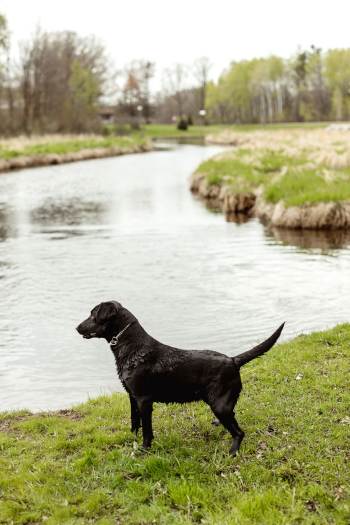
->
[191,171,350,230]
[0,141,154,174]
[0,323,349,524]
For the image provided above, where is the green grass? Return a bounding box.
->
[144,124,228,138]
[0,136,150,160]
[102,123,331,140]
[143,123,330,138]
[103,123,228,138]
[196,149,350,206]
[1,324,350,524]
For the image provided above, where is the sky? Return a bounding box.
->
[2,0,350,92]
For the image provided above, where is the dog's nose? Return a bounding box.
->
[75,326,80,332]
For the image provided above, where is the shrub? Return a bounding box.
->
[177,117,188,130]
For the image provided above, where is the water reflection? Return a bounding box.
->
[30,197,107,226]
[0,204,17,241]
[265,226,350,251]
[225,212,251,225]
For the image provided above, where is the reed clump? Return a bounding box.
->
[206,128,350,170]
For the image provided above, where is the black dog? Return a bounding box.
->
[76,301,284,456]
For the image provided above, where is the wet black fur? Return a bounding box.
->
[76,300,284,456]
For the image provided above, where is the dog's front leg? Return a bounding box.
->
[129,394,141,435]
[137,398,154,450]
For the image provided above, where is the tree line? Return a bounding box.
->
[206,46,350,124]
[1,9,350,136]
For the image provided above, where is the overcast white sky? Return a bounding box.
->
[2,0,350,92]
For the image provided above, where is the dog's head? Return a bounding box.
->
[76,300,136,342]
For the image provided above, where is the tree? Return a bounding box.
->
[0,11,8,50]
[120,60,155,124]
[250,59,269,126]
[163,63,188,117]
[122,65,141,121]
[227,59,257,122]
[325,48,350,120]
[17,28,113,133]
[292,50,309,121]
[0,11,15,134]
[193,56,212,112]
[306,46,327,121]
[68,60,100,132]
[139,61,155,123]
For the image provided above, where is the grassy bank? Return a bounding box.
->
[0,135,151,160]
[1,324,349,524]
[196,149,350,207]
[195,129,350,209]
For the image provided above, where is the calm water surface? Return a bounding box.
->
[1,143,350,412]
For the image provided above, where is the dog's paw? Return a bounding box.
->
[212,419,221,427]
[139,445,151,454]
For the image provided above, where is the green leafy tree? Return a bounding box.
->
[305,46,327,121]
[226,60,255,122]
[68,60,100,132]
[206,61,256,123]
[0,11,8,50]
[291,50,309,121]
[325,48,350,120]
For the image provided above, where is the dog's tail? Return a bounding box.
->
[233,323,285,368]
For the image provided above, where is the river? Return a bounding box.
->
[0,143,349,412]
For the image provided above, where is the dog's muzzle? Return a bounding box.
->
[75,320,97,339]
[82,332,96,339]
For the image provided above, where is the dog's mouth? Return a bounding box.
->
[83,333,97,339]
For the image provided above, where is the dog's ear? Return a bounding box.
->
[96,303,118,324]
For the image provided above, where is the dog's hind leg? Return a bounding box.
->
[129,394,141,435]
[214,411,244,456]
[136,398,154,450]
[211,399,244,457]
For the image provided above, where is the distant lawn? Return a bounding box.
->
[1,324,349,524]
[143,123,330,138]
[0,136,150,160]
[143,124,228,138]
[101,123,331,140]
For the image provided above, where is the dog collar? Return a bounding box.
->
[110,323,132,347]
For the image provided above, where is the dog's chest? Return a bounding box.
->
[113,347,147,385]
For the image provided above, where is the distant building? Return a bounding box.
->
[98,107,115,124]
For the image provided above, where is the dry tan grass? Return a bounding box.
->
[0,134,104,152]
[206,129,350,170]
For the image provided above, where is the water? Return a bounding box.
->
[0,143,349,412]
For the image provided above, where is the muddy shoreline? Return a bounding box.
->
[191,171,350,230]
[0,142,154,174]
